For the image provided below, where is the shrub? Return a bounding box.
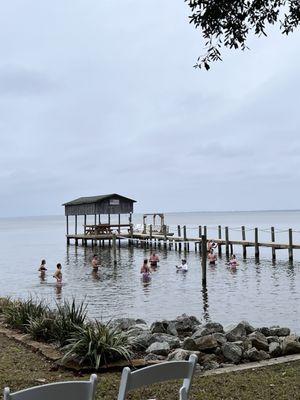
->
[52,299,87,346]
[3,298,47,332]
[62,321,132,369]
[0,297,12,313]
[27,312,56,342]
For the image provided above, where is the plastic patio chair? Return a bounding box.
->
[4,373,97,400]
[117,354,197,400]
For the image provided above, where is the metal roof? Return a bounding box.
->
[63,193,136,206]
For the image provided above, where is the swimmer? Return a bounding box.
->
[207,240,217,252]
[176,259,188,272]
[91,254,100,271]
[141,259,151,280]
[38,259,47,272]
[53,263,62,284]
[208,250,217,265]
[229,254,239,268]
[149,253,159,268]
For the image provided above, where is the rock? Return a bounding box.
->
[225,323,247,342]
[150,321,168,334]
[245,348,270,362]
[173,314,200,334]
[146,342,170,356]
[149,333,180,349]
[182,337,198,351]
[222,343,243,364]
[192,322,223,339]
[258,327,271,337]
[128,324,150,337]
[198,353,217,364]
[240,321,256,334]
[269,342,282,358]
[267,336,279,344]
[194,335,218,352]
[135,318,147,325]
[269,326,291,337]
[144,353,166,362]
[248,332,269,352]
[282,336,300,355]
[166,321,178,336]
[212,333,227,346]
[167,349,200,361]
[129,332,152,351]
[203,360,220,370]
[111,318,137,331]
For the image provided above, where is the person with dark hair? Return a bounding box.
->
[38,259,47,272]
[149,253,159,268]
[208,250,217,265]
[140,259,151,281]
[91,254,100,271]
[53,263,62,283]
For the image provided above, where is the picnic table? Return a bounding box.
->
[84,224,131,235]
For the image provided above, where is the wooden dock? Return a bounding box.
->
[66,224,300,262]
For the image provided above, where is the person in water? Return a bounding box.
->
[207,240,217,252]
[176,259,188,271]
[38,259,47,272]
[208,250,217,265]
[149,253,159,268]
[229,254,239,268]
[141,259,151,280]
[91,254,100,271]
[53,263,62,283]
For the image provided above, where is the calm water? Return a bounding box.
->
[0,211,300,332]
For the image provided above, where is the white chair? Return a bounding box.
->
[4,373,97,400]
[117,354,197,400]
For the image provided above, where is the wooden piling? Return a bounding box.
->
[75,215,78,235]
[199,226,202,255]
[163,225,167,249]
[271,227,276,261]
[254,227,259,259]
[112,234,117,265]
[183,225,187,252]
[204,225,207,237]
[218,225,222,257]
[66,216,69,235]
[225,226,229,257]
[242,226,246,259]
[288,228,293,261]
[201,235,207,285]
[178,225,182,252]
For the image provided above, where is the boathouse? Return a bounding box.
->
[63,193,136,242]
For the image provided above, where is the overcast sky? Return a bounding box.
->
[1,1,300,217]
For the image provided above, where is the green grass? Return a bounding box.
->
[0,333,299,399]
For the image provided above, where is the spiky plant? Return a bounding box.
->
[62,321,132,370]
[52,299,87,346]
[3,298,47,332]
[27,311,56,342]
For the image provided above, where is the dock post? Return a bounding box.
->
[201,235,207,285]
[75,215,78,235]
[225,227,229,258]
[254,227,259,259]
[288,228,293,261]
[163,225,167,249]
[204,225,207,237]
[242,226,246,259]
[199,226,202,255]
[112,234,117,265]
[183,225,187,252]
[218,225,222,257]
[271,227,276,261]
[149,225,153,248]
[178,225,182,252]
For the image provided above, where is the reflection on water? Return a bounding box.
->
[0,214,300,332]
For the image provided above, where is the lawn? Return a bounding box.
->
[0,334,299,399]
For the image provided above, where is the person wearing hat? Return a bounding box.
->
[176,259,188,271]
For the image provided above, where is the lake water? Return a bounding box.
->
[0,211,300,332]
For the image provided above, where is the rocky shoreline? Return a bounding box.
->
[112,315,300,371]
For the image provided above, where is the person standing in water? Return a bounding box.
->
[176,259,188,271]
[53,263,62,283]
[38,259,47,272]
[208,250,217,265]
[91,254,100,271]
[229,254,239,268]
[140,259,151,280]
[149,253,159,268]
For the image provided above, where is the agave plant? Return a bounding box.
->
[62,321,132,370]
[3,298,47,332]
[52,299,87,346]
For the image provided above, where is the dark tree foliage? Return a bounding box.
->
[186,0,300,69]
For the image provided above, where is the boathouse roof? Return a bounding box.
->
[63,193,136,216]
[63,193,136,206]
